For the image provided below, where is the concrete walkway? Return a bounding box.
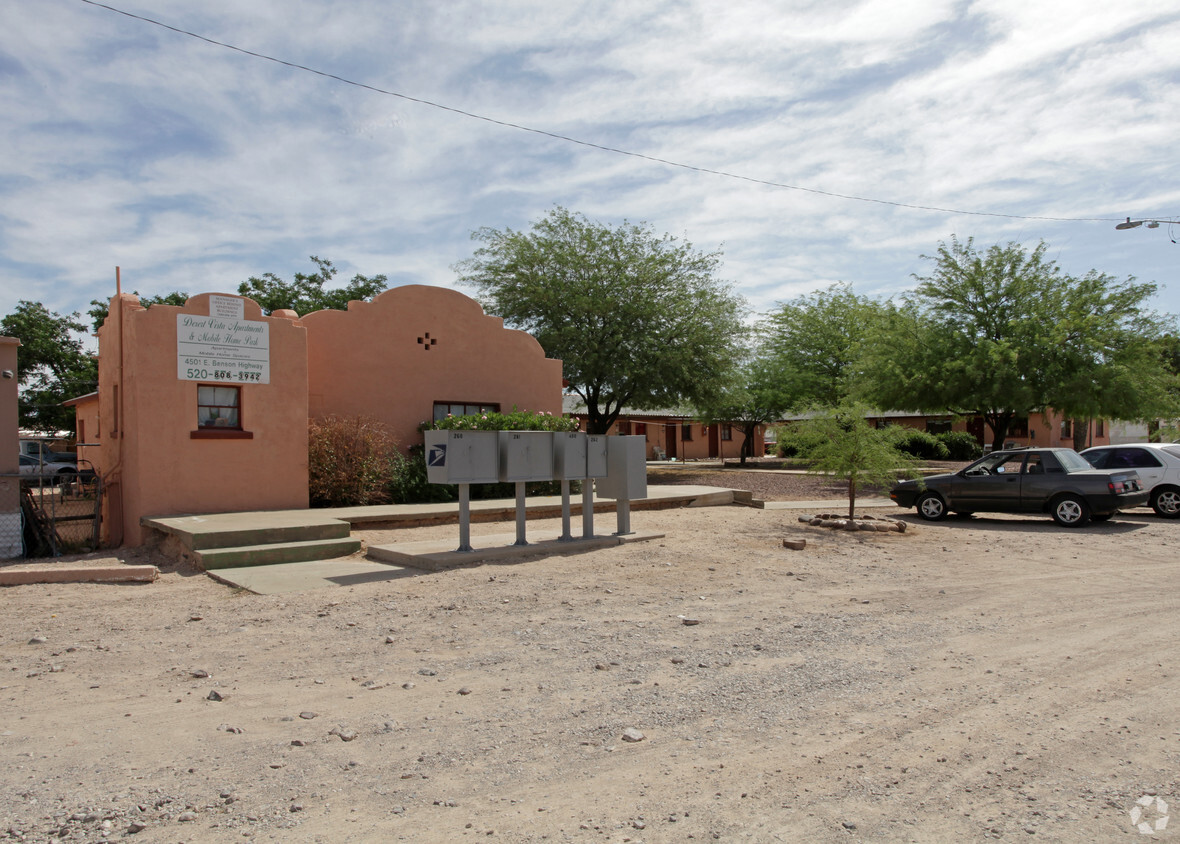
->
[142,484,737,594]
[759,497,895,511]
[5,486,899,593]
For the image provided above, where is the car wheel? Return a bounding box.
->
[916,492,948,521]
[1151,487,1180,519]
[1051,494,1091,527]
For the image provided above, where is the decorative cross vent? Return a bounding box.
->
[417,333,437,350]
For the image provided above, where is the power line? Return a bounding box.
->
[78,0,1139,224]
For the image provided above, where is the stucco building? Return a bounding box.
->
[76,285,563,546]
[562,397,767,461]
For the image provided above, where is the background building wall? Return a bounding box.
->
[303,285,563,449]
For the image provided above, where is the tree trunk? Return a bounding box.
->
[586,415,610,435]
[847,476,857,520]
[738,424,757,465]
[1071,418,1087,451]
[987,419,1010,452]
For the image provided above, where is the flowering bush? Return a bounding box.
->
[308,415,400,507]
[421,408,579,433]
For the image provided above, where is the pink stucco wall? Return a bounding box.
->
[0,337,18,476]
[96,293,309,546]
[302,285,563,449]
[85,284,563,547]
[64,391,99,471]
[1,338,20,553]
[578,414,764,461]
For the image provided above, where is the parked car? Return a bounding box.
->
[1080,443,1180,519]
[890,447,1149,527]
[18,453,81,483]
[19,439,76,463]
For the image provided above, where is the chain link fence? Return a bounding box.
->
[0,471,102,559]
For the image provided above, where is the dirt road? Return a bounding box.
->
[2,504,1178,842]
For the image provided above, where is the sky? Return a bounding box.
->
[3,0,1179,336]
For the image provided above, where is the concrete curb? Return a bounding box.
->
[0,565,159,586]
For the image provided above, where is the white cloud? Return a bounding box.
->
[1,0,1178,328]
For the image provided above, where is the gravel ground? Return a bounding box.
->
[4,492,1179,842]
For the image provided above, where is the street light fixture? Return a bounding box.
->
[1115,217,1176,241]
[1115,217,1172,230]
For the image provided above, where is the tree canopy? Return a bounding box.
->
[798,402,919,519]
[238,256,388,315]
[859,237,1179,449]
[760,282,882,410]
[695,356,790,464]
[457,207,747,434]
[1,301,97,433]
[88,291,190,333]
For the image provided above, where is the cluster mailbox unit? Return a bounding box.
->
[423,430,644,552]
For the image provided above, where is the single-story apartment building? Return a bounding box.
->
[562,396,768,461]
[772,409,1112,452]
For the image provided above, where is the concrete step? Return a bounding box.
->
[197,537,362,570]
[143,513,353,551]
[188,521,352,551]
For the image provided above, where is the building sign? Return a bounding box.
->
[209,294,245,321]
[177,309,270,384]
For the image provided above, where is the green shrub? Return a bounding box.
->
[889,427,950,460]
[311,410,585,507]
[308,416,400,507]
[388,445,456,504]
[936,430,982,460]
[422,408,579,432]
[774,425,829,458]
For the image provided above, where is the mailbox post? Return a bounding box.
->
[424,429,499,552]
[552,432,587,541]
[583,434,608,538]
[596,435,648,535]
[422,427,645,554]
[499,431,554,545]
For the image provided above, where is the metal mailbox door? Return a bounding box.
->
[498,431,555,482]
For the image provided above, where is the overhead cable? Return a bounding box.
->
[78,0,1139,224]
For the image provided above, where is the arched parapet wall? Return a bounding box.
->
[302,285,563,447]
[97,291,309,545]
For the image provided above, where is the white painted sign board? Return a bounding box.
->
[177,310,270,384]
[209,295,245,320]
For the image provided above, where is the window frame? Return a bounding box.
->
[432,401,500,422]
[192,384,252,440]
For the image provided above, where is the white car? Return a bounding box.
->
[18,453,79,482]
[1080,443,1180,518]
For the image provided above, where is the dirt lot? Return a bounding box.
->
[3,493,1179,842]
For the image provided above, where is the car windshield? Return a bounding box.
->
[1055,450,1093,472]
[964,452,1025,475]
[1164,445,1180,460]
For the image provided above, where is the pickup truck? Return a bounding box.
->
[890,447,1149,527]
[19,439,76,464]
